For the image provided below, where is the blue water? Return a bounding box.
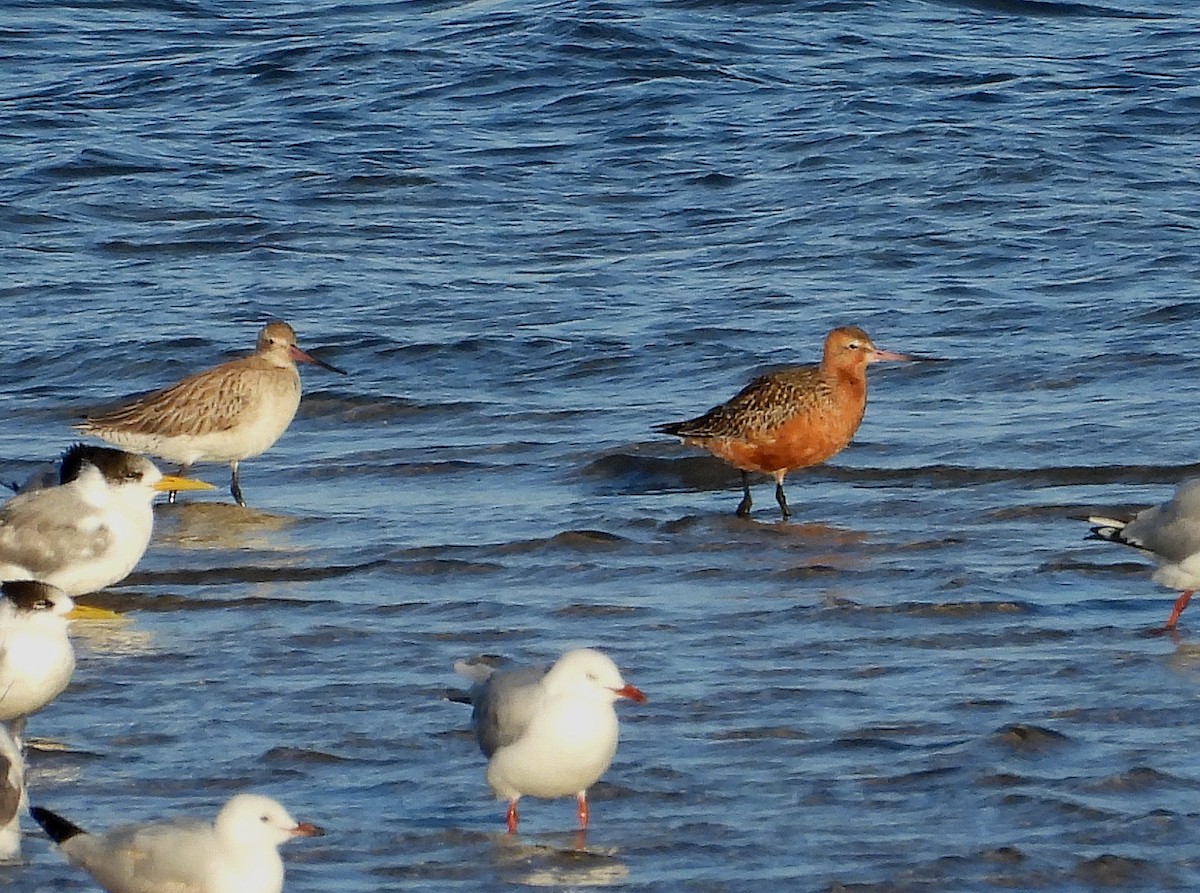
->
[6,0,1200,890]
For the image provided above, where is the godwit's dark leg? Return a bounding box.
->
[775,480,791,519]
[736,471,752,517]
[230,460,246,507]
[1164,590,1194,629]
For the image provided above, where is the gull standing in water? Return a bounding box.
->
[1089,478,1200,630]
[0,445,212,597]
[77,320,345,507]
[30,793,324,893]
[455,648,646,834]
[655,325,910,519]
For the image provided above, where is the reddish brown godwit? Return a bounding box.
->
[656,325,910,519]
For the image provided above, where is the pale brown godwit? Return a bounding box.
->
[77,321,344,507]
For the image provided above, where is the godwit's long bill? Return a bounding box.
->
[0,445,213,597]
[77,320,345,507]
[1089,478,1200,631]
[655,325,910,519]
[454,648,646,835]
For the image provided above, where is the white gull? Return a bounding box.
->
[455,647,646,833]
[1089,478,1200,630]
[30,792,323,893]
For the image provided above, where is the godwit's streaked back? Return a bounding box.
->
[0,444,212,596]
[77,320,345,507]
[655,325,910,519]
[30,793,324,893]
[1089,479,1200,631]
[454,648,646,834]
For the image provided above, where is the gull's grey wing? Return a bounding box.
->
[63,817,217,893]
[1123,479,1200,563]
[466,664,548,758]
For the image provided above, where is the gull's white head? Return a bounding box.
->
[215,794,324,849]
[544,648,647,704]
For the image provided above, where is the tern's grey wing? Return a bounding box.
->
[1124,480,1200,563]
[0,488,112,577]
[470,665,548,757]
[64,818,216,893]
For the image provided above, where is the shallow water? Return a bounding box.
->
[6,0,1200,890]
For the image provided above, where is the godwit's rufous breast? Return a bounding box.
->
[0,444,212,597]
[77,321,345,507]
[1089,479,1200,631]
[655,325,910,519]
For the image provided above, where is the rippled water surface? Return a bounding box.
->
[6,0,1200,890]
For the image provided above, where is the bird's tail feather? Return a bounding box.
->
[30,806,86,844]
[453,654,507,685]
[1086,516,1139,547]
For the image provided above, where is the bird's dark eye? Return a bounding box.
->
[260,815,270,823]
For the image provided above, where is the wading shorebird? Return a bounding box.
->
[77,321,345,507]
[30,793,324,893]
[655,325,910,519]
[0,445,212,597]
[454,648,647,834]
[1089,479,1200,631]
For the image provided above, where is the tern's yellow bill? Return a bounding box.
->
[154,475,216,493]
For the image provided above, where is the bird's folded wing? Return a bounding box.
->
[665,367,827,439]
[69,820,214,893]
[0,491,113,576]
[82,364,262,438]
[473,665,548,757]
